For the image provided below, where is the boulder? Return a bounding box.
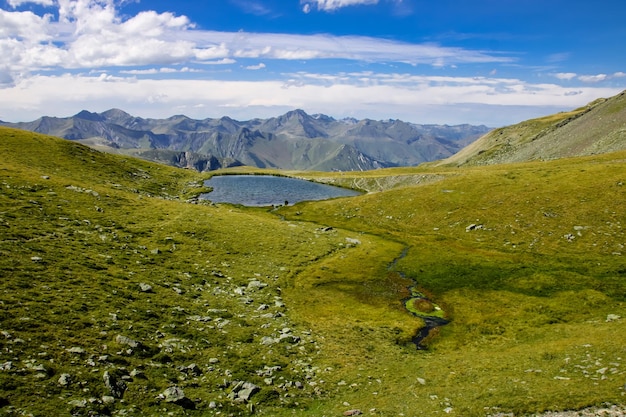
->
[162,386,186,403]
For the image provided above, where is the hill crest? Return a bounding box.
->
[439,90,626,166]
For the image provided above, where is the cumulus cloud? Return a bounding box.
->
[578,74,608,83]
[246,63,266,70]
[0,0,510,81]
[554,72,577,80]
[301,0,379,12]
[7,0,54,7]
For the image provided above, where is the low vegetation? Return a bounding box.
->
[1,126,624,416]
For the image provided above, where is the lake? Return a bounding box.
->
[200,175,362,206]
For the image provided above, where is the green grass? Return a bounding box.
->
[1,126,625,416]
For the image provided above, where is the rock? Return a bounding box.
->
[344,410,363,416]
[260,336,276,345]
[606,314,621,322]
[185,363,202,376]
[238,385,259,402]
[103,371,127,399]
[345,237,361,245]
[68,399,87,408]
[115,334,140,348]
[161,386,186,403]
[130,368,146,379]
[139,283,153,293]
[247,280,267,290]
[102,395,115,405]
[58,373,72,386]
[228,381,260,402]
[66,347,85,354]
[466,224,484,232]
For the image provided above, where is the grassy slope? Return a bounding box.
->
[440,91,626,167]
[1,126,625,416]
[280,154,626,415]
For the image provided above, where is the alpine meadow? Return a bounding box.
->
[1,91,625,417]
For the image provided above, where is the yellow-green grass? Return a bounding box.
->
[1,126,624,416]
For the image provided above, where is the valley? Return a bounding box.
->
[1,91,625,416]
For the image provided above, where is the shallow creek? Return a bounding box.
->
[389,248,449,349]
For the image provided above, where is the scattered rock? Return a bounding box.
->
[606,314,621,322]
[161,386,186,403]
[160,386,196,409]
[58,373,72,386]
[344,410,363,416]
[139,283,153,293]
[228,381,260,403]
[102,395,115,405]
[103,371,127,399]
[115,334,140,348]
[68,399,87,408]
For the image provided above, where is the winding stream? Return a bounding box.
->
[389,248,449,350]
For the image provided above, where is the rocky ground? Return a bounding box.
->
[490,405,626,417]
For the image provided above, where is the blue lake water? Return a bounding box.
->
[200,175,362,206]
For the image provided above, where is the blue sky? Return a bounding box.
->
[0,0,624,126]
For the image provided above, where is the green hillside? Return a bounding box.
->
[439,90,626,166]
[1,126,625,416]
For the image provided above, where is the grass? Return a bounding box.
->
[1,126,625,416]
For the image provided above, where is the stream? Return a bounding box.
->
[389,248,449,350]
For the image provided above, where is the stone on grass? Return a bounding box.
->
[58,373,72,386]
[115,335,140,348]
[161,386,186,403]
[606,314,621,322]
[103,371,127,399]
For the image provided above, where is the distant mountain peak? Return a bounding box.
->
[74,110,105,121]
[1,107,492,171]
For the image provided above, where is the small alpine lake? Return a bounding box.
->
[200,175,362,206]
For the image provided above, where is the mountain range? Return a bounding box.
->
[0,109,490,171]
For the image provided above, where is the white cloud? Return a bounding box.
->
[0,1,511,81]
[301,0,379,12]
[246,63,266,70]
[554,72,577,80]
[0,72,621,126]
[7,0,54,7]
[578,74,608,83]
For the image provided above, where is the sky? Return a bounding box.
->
[0,0,625,126]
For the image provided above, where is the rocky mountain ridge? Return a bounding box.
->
[1,109,490,171]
